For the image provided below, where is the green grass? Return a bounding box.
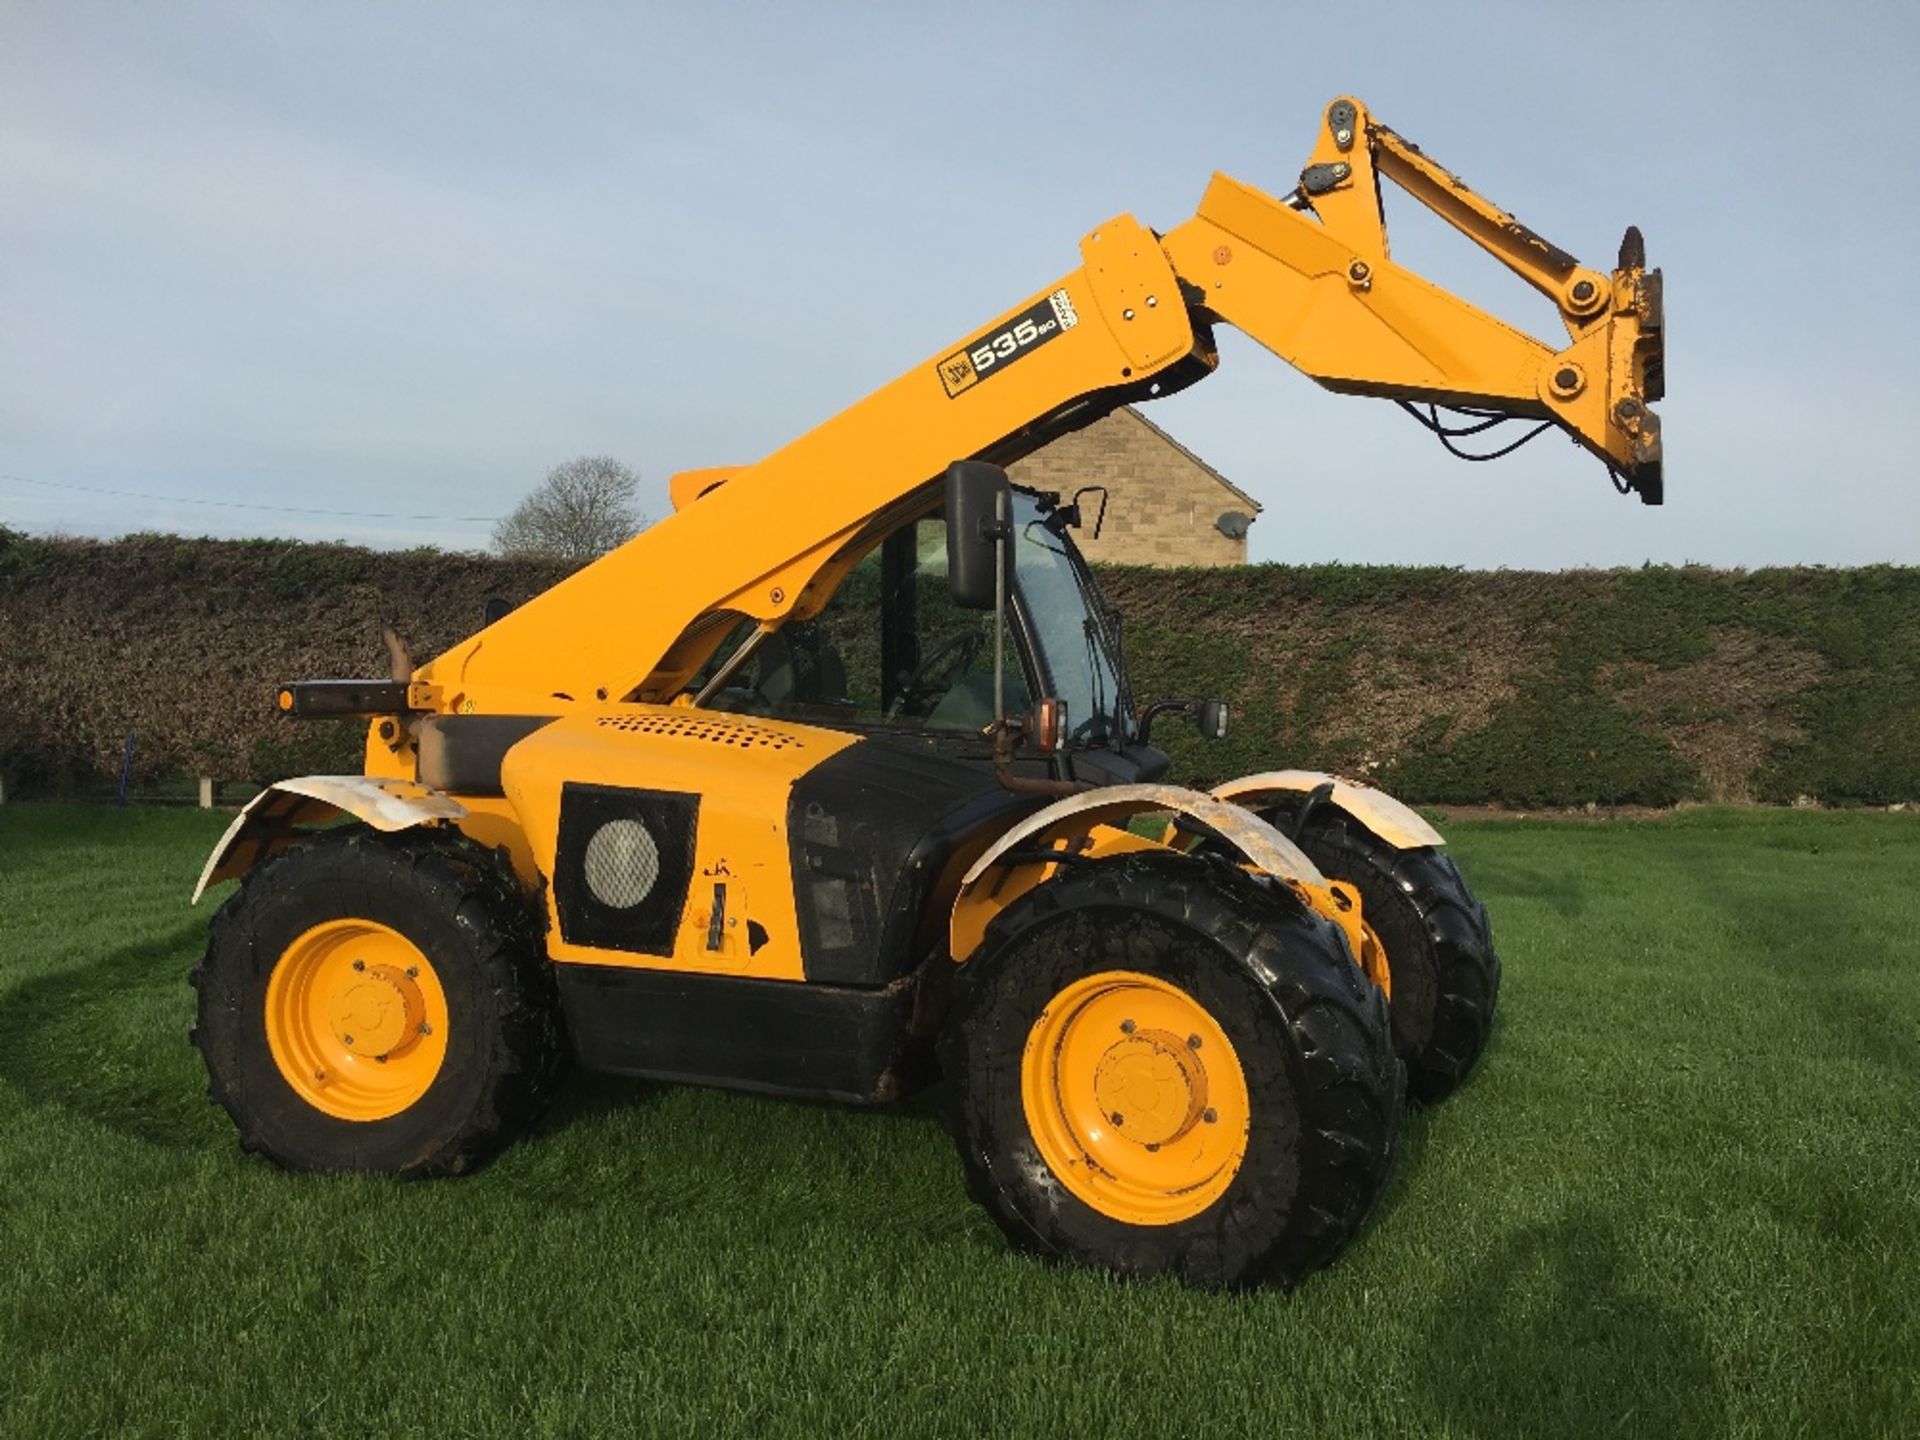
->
[1,805,1916,1437]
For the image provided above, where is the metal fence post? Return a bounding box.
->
[116,732,136,808]
[199,776,215,809]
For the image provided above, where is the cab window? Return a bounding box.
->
[701,514,1029,732]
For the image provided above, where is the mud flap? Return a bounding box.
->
[192,776,467,904]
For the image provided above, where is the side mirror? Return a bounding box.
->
[944,460,1013,610]
[1136,697,1229,744]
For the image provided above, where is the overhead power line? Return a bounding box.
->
[0,471,503,524]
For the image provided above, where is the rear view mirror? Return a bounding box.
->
[1137,697,1229,744]
[944,460,1013,610]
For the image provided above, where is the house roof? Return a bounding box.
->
[1119,406,1263,514]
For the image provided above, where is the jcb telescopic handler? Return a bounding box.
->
[191,98,1663,1288]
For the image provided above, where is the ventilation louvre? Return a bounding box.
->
[596,713,804,751]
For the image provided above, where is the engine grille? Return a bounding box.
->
[596,714,804,752]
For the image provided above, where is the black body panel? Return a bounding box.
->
[416,714,556,797]
[1067,742,1171,787]
[555,963,924,1105]
[787,738,1042,985]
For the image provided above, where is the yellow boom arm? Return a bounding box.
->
[411,97,1663,719]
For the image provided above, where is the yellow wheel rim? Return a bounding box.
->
[1021,970,1249,1226]
[265,919,449,1122]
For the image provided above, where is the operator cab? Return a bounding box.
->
[693,484,1169,787]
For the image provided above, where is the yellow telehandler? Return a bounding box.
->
[190,97,1663,1288]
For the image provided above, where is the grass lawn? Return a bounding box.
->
[1,803,1916,1438]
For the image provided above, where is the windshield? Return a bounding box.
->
[1011,491,1133,747]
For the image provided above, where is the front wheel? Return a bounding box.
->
[942,853,1402,1290]
[191,828,567,1178]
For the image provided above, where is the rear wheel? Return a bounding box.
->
[943,853,1402,1290]
[192,828,567,1178]
[1280,807,1500,1103]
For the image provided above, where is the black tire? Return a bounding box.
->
[941,852,1402,1290]
[1280,807,1500,1104]
[191,827,567,1178]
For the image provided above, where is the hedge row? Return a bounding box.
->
[3,526,1915,806]
[1103,563,1920,805]
[0,529,568,795]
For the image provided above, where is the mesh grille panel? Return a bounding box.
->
[554,784,700,956]
[582,819,660,909]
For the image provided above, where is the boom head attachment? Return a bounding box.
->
[1607,226,1665,503]
[1239,96,1670,503]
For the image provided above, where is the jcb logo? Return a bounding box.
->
[939,351,980,397]
[938,289,1077,398]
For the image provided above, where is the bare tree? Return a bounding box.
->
[493,456,644,562]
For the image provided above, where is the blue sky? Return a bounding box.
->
[2,1,1915,566]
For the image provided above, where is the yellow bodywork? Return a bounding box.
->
[496,707,858,981]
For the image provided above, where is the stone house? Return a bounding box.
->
[1010,406,1260,566]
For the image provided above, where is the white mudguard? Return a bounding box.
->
[191,775,467,904]
[960,782,1326,892]
[1209,770,1444,850]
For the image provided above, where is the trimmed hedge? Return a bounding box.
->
[2,526,1915,805]
[1104,563,1920,805]
[0,528,566,796]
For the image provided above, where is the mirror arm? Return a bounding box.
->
[1137,697,1228,743]
[992,720,1089,797]
[1137,698,1197,745]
